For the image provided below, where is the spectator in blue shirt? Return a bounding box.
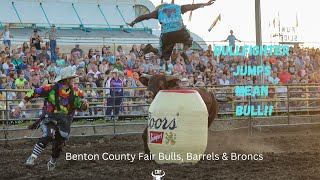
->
[105,69,124,119]
[19,56,28,71]
[51,48,59,62]
[222,30,241,51]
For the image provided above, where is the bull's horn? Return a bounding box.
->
[165,75,179,81]
[141,73,152,79]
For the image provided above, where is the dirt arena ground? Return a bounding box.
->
[1,126,320,180]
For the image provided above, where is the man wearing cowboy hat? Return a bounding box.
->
[105,69,124,120]
[180,77,190,87]
[12,66,88,171]
[127,0,215,64]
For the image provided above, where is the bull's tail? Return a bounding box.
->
[207,91,218,127]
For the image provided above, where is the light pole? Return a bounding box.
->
[255,0,263,85]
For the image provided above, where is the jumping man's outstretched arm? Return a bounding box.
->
[127,10,158,27]
[181,0,215,14]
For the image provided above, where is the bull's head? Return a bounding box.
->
[139,74,180,104]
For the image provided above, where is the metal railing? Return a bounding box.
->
[0,84,319,140]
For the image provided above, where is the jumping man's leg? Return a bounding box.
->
[181,29,193,65]
[141,44,159,57]
[160,32,176,63]
[162,29,193,65]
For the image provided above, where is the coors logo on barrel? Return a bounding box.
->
[150,131,164,144]
[148,113,177,130]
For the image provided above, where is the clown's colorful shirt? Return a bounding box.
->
[24,84,84,115]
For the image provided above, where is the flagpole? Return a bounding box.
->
[278,12,280,35]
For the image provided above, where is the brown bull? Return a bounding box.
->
[139,74,218,154]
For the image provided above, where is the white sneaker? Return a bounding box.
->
[47,160,56,171]
[25,154,37,166]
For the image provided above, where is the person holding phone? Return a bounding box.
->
[30,29,43,53]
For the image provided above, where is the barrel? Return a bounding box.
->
[148,89,208,164]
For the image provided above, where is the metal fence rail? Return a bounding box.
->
[0,84,319,140]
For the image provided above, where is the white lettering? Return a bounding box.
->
[66,152,71,160]
[102,153,136,162]
[230,153,264,161]
[151,134,162,142]
[65,153,99,161]
[186,153,193,160]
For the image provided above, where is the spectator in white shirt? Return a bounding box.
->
[3,56,13,70]
[142,58,153,73]
[194,75,206,87]
[218,74,230,85]
[0,25,13,49]
[87,66,101,79]
[115,45,126,57]
[268,72,280,84]
[16,46,25,56]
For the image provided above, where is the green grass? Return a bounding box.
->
[16,121,33,127]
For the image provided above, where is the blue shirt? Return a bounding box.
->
[158,4,183,33]
[109,56,115,64]
[127,59,134,68]
[227,35,236,47]
[5,69,16,76]
[142,63,152,73]
[19,63,28,71]
[185,63,193,74]
[162,63,174,75]
[110,78,123,96]
[51,54,57,62]
[0,84,6,90]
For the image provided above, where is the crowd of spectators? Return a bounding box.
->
[1,26,320,117]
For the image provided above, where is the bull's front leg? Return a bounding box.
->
[142,127,150,154]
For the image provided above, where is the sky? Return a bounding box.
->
[150,0,320,47]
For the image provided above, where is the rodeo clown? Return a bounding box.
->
[127,0,215,64]
[12,66,88,171]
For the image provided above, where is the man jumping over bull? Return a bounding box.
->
[127,0,215,65]
[12,66,88,171]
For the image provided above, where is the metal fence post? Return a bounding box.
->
[5,91,9,127]
[306,86,310,115]
[287,84,290,125]
[5,91,9,140]
[113,87,116,135]
[231,86,235,117]
[103,88,106,120]
[249,96,252,136]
